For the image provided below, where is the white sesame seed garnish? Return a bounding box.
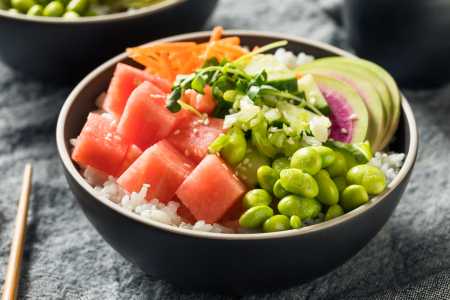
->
[184,164,191,168]
[208,147,214,154]
[328,138,334,141]
[242,175,247,180]
[348,114,358,120]
[143,183,150,187]
[237,163,242,168]
[114,136,121,141]
[233,175,239,181]
[150,94,164,98]
[219,133,224,136]
[107,133,112,138]
[288,157,292,161]
[222,164,228,171]
[341,128,348,134]
[243,158,249,165]
[134,78,142,86]
[205,118,210,125]
[185,150,190,156]
[310,97,316,104]
[235,171,239,176]
[309,91,317,96]
[287,138,295,145]
[194,150,198,156]
[242,124,248,131]
[248,163,252,168]
[216,152,220,156]
[196,94,203,102]
[198,119,204,124]
[240,167,247,171]
[174,130,180,135]
[193,128,198,133]
[203,113,208,118]
[110,120,117,127]
[198,151,204,158]
[246,149,252,153]
[85,127,92,132]
[268,134,273,139]
[194,121,199,126]
[105,137,112,142]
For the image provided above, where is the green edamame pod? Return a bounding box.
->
[263,215,291,232]
[272,157,291,176]
[242,189,272,210]
[278,195,314,220]
[221,127,246,164]
[290,215,302,229]
[312,172,339,205]
[325,151,347,178]
[273,179,291,199]
[43,1,63,16]
[324,204,345,221]
[239,205,274,229]
[209,134,230,153]
[66,0,86,14]
[305,198,322,218]
[332,176,348,195]
[312,146,335,168]
[280,169,319,198]
[290,147,322,175]
[340,185,369,213]
[11,0,35,12]
[26,4,42,15]
[257,166,279,195]
[346,165,386,195]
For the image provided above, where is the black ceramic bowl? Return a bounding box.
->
[56,31,418,296]
[0,0,217,82]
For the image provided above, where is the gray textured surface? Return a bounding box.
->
[0,0,449,299]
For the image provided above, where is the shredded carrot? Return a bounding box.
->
[170,44,208,61]
[133,55,161,73]
[252,45,259,52]
[180,53,198,75]
[209,26,223,42]
[160,52,175,84]
[211,42,248,58]
[293,72,305,79]
[218,37,240,45]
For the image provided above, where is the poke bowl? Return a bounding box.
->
[56,30,418,295]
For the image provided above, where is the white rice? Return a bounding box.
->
[274,48,315,70]
[366,151,405,186]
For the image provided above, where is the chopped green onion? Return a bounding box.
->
[262,90,323,116]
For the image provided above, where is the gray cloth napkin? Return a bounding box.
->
[1,0,449,298]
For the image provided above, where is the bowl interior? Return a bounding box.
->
[57,30,418,240]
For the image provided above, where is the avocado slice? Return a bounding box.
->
[240,54,298,93]
[297,74,332,115]
[323,140,369,169]
[294,66,385,152]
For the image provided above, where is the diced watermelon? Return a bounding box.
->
[72,113,129,176]
[117,144,143,177]
[185,85,218,115]
[117,81,185,150]
[176,155,248,224]
[165,114,227,164]
[103,63,172,119]
[171,196,197,225]
[117,139,196,204]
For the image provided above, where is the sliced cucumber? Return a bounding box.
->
[323,140,369,169]
[240,55,298,93]
[297,74,332,115]
[231,140,272,188]
[276,101,318,125]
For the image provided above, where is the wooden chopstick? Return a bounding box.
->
[2,164,33,300]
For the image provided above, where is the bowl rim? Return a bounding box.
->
[0,0,185,24]
[56,30,419,241]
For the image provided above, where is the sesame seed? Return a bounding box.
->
[194,121,199,126]
[242,124,248,131]
[233,175,239,181]
[203,113,208,118]
[174,130,180,135]
[243,158,249,165]
[107,133,112,138]
[198,119,204,124]
[348,114,358,120]
[105,137,112,142]
[196,94,203,101]
[240,167,247,171]
[185,150,190,156]
[242,175,247,180]
[246,149,252,153]
[237,163,242,168]
[194,150,198,156]
[268,134,273,139]
[198,151,204,158]
[309,91,317,96]
[288,157,292,161]
[133,78,142,86]
[222,164,228,171]
[216,152,220,156]
[184,163,191,168]
[110,120,117,127]
[219,133,225,136]
[341,128,348,134]
[248,163,252,168]
[205,118,210,125]
[287,139,294,145]
[143,183,150,187]
[114,136,121,141]
[328,138,334,141]
[85,127,92,132]
[208,147,214,154]
[193,128,198,133]
[310,97,316,104]
[235,171,239,176]
[150,94,164,98]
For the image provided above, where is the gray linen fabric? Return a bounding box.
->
[1,0,449,298]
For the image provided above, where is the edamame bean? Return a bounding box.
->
[66,0,86,14]
[278,195,314,220]
[312,146,335,168]
[340,185,369,212]
[316,169,330,178]
[239,205,274,229]
[8,8,20,13]
[305,198,322,218]
[83,8,96,16]
[332,176,348,195]
[312,172,339,205]
[221,127,246,164]
[26,4,43,15]
[346,165,386,195]
[257,166,279,195]
[209,134,230,154]
[55,0,69,5]
[43,1,63,16]
[63,10,80,18]
[291,147,322,175]
[272,157,291,176]
[324,204,345,221]
[325,151,347,178]
[273,179,291,199]
[290,215,302,229]
[242,189,272,210]
[280,169,319,198]
[11,0,36,12]
[263,215,291,232]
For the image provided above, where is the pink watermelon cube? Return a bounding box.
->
[103,63,172,119]
[185,85,217,115]
[117,139,196,204]
[117,81,185,150]
[165,114,227,164]
[72,113,130,176]
[176,155,248,224]
[117,144,143,177]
